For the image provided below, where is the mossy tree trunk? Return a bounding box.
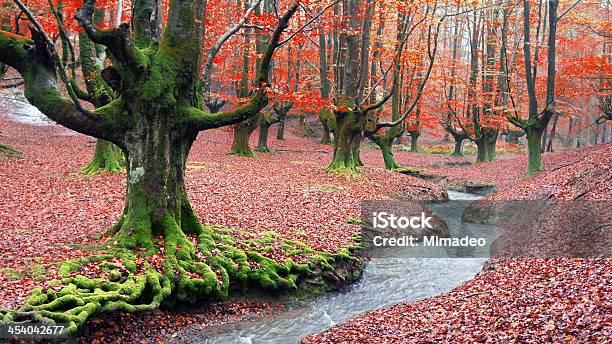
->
[475,136,488,162]
[230,116,260,157]
[370,132,401,170]
[321,119,332,144]
[508,0,558,176]
[526,125,544,175]
[485,130,498,162]
[81,139,125,174]
[326,109,366,171]
[319,108,335,145]
[256,110,280,152]
[77,9,126,175]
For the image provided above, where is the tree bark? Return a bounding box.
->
[409,130,420,152]
[452,134,465,157]
[230,116,260,157]
[527,126,544,174]
[256,111,279,152]
[81,139,125,174]
[326,110,365,171]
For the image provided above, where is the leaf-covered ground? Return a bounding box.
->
[1,107,610,342]
[304,143,612,343]
[302,258,611,343]
[0,114,444,310]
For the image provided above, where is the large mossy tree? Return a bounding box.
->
[0,0,296,251]
[0,0,300,331]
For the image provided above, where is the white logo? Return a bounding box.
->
[372,212,433,229]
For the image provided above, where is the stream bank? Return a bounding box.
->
[175,191,492,344]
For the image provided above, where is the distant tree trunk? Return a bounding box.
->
[229,0,268,157]
[321,118,332,144]
[327,109,366,171]
[514,0,558,175]
[256,121,272,152]
[276,119,285,140]
[81,140,125,174]
[409,130,420,152]
[546,111,560,151]
[527,126,543,172]
[453,136,465,156]
[318,24,333,145]
[230,118,259,157]
[486,130,498,162]
[476,136,488,162]
[79,9,125,175]
[256,110,280,152]
[205,99,225,114]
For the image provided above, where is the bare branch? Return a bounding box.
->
[200,0,264,89]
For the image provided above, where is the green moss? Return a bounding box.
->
[2,264,46,281]
[2,218,364,335]
[346,217,363,225]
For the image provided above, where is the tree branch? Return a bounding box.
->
[0,30,125,145]
[13,0,86,114]
[371,16,443,133]
[200,0,264,90]
[76,0,148,71]
[186,3,300,132]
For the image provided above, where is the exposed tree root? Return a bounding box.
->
[0,223,361,335]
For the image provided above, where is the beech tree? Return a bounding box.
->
[509,0,559,175]
[324,0,441,171]
[0,0,299,330]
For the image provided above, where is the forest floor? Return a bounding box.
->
[0,104,610,343]
[304,142,612,343]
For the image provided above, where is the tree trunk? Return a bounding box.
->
[319,108,334,145]
[81,139,125,174]
[409,131,419,152]
[526,127,544,175]
[256,120,272,152]
[230,116,259,157]
[486,132,497,162]
[276,120,285,140]
[112,119,202,251]
[321,121,332,144]
[326,110,364,171]
[452,135,465,157]
[380,137,400,170]
[475,136,488,163]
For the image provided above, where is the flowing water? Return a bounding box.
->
[1,92,498,343]
[185,191,496,344]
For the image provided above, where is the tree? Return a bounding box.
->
[76,5,126,174]
[508,0,559,175]
[0,0,299,331]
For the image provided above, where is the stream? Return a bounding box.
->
[184,191,496,344]
[0,95,494,343]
